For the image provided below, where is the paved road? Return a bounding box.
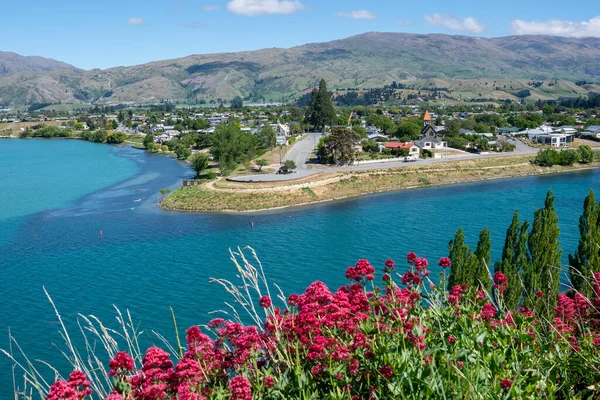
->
[284,132,323,171]
[230,138,538,183]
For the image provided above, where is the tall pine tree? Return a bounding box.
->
[305,79,336,130]
[473,227,492,291]
[524,190,562,319]
[568,189,600,297]
[494,211,529,310]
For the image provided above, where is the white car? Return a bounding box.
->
[403,156,417,162]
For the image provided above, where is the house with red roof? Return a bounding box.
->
[383,141,420,158]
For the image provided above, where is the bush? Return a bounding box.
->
[106,132,126,144]
[579,145,594,164]
[39,250,600,400]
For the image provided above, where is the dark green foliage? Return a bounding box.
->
[447,228,476,289]
[579,145,594,164]
[106,131,126,144]
[448,228,493,291]
[396,120,421,140]
[280,160,296,173]
[516,89,532,98]
[174,143,192,159]
[190,153,210,176]
[305,79,336,130]
[230,96,243,110]
[210,124,258,175]
[534,148,593,167]
[524,190,562,319]
[143,133,155,149]
[494,211,529,310]
[473,228,492,291]
[256,125,276,149]
[568,190,600,297]
[317,127,361,165]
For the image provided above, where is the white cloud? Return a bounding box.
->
[335,10,377,20]
[227,0,304,16]
[127,17,146,26]
[202,5,221,11]
[424,13,484,33]
[511,16,600,37]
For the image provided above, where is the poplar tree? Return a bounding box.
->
[473,227,492,291]
[524,190,562,318]
[568,189,600,297]
[494,211,529,310]
[448,228,476,289]
[305,79,336,130]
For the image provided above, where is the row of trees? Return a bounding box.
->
[533,145,594,167]
[447,189,600,319]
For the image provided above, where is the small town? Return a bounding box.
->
[2,2,600,399]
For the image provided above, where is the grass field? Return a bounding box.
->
[161,154,600,213]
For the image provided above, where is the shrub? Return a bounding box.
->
[36,250,600,400]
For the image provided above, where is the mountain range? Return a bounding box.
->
[1,32,599,106]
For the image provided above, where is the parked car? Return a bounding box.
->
[403,156,418,162]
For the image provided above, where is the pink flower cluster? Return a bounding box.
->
[46,252,600,400]
[47,371,91,400]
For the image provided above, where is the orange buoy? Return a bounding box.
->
[99,230,103,237]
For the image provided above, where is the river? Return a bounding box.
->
[0,139,599,397]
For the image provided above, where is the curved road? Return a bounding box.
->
[231,136,538,183]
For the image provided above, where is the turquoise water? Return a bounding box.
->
[1,139,600,397]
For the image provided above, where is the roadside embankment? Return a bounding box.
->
[160,154,600,212]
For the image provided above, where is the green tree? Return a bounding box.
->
[579,145,594,164]
[280,160,296,173]
[143,133,155,149]
[494,211,530,310]
[568,190,600,297]
[230,96,244,110]
[106,132,126,144]
[257,125,276,149]
[396,121,422,140]
[174,143,192,160]
[473,228,492,291]
[448,228,476,289]
[190,153,210,177]
[524,190,562,319]
[305,79,336,130]
[255,159,268,172]
[210,124,258,175]
[318,127,360,164]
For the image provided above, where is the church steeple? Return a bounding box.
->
[420,110,437,138]
[423,110,432,128]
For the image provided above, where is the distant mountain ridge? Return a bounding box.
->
[1,32,599,106]
[0,51,78,76]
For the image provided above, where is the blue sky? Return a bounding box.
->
[1,0,598,70]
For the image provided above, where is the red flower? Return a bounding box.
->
[407,252,417,264]
[438,257,452,269]
[501,379,512,391]
[378,365,393,379]
[109,352,134,376]
[493,271,508,285]
[536,291,544,298]
[447,335,456,344]
[259,296,272,308]
[480,303,497,321]
[264,376,275,389]
[384,259,395,271]
[208,318,224,328]
[287,293,299,306]
[229,376,252,400]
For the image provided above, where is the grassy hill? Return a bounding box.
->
[1,33,599,106]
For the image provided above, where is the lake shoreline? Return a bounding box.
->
[160,154,600,214]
